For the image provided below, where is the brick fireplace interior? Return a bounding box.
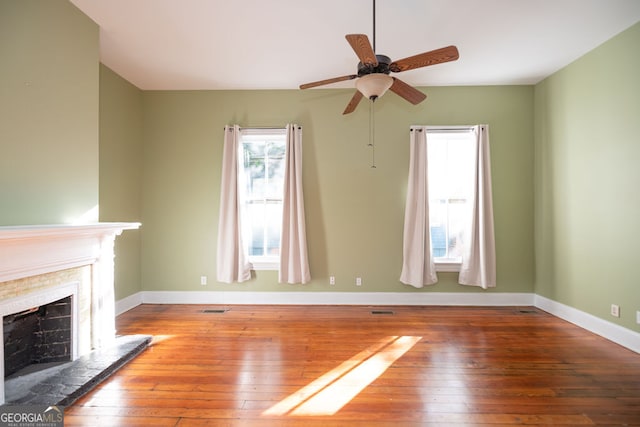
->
[4,296,72,378]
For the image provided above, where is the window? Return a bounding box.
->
[401,124,495,288]
[237,128,286,270]
[426,128,475,271]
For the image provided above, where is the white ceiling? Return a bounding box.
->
[70,0,640,91]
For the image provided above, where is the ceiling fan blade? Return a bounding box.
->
[389,78,427,105]
[345,34,378,66]
[300,74,358,89]
[343,91,364,115]
[389,46,459,73]
[300,75,357,90]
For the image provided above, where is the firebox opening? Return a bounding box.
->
[3,296,72,378]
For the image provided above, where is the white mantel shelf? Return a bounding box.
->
[0,223,140,283]
[0,222,141,240]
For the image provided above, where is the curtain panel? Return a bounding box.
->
[279,124,311,284]
[400,127,438,287]
[216,125,251,283]
[459,125,496,288]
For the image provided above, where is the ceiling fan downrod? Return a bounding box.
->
[372,0,376,53]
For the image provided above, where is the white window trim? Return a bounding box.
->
[425,125,474,133]
[240,127,287,137]
[248,257,279,271]
[434,260,461,272]
[423,125,474,272]
[239,127,287,271]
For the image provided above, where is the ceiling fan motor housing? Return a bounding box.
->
[357,54,391,76]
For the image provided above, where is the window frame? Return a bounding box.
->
[425,126,475,273]
[237,128,287,271]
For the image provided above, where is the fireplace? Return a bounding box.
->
[4,295,74,379]
[0,223,139,404]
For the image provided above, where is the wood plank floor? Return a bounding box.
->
[65,305,640,426]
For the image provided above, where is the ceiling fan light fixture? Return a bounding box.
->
[356,74,393,100]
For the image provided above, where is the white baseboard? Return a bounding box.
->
[135,290,534,306]
[114,291,638,353]
[115,291,143,316]
[534,295,640,354]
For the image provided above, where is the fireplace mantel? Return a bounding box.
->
[0,223,140,283]
[0,223,140,404]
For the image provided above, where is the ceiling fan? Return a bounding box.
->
[299,1,460,114]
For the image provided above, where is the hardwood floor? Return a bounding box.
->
[65,305,640,426]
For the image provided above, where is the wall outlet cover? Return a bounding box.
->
[610,304,620,317]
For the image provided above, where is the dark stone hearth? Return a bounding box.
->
[3,334,151,406]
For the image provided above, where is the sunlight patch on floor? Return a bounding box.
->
[150,334,174,346]
[263,335,421,417]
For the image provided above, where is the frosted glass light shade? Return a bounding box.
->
[356,74,393,100]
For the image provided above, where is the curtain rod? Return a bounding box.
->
[410,125,474,133]
[224,126,301,130]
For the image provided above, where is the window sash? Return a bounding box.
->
[238,129,286,269]
[424,127,474,269]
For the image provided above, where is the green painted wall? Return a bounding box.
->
[141,86,534,294]
[99,65,143,300]
[3,0,636,335]
[534,22,640,331]
[0,0,99,225]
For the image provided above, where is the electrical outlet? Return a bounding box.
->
[356,277,362,286]
[329,276,335,285]
[200,276,207,286]
[610,304,620,318]
[636,310,640,325]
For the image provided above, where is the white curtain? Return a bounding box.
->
[279,124,311,284]
[459,125,496,288]
[400,127,438,288]
[216,125,251,283]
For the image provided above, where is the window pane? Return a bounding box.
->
[447,200,468,258]
[265,202,281,255]
[266,142,285,198]
[247,203,265,256]
[243,142,265,199]
[427,130,474,261]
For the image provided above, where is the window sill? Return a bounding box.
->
[434,261,461,272]
[249,259,279,271]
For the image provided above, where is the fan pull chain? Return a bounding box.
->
[369,100,377,168]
